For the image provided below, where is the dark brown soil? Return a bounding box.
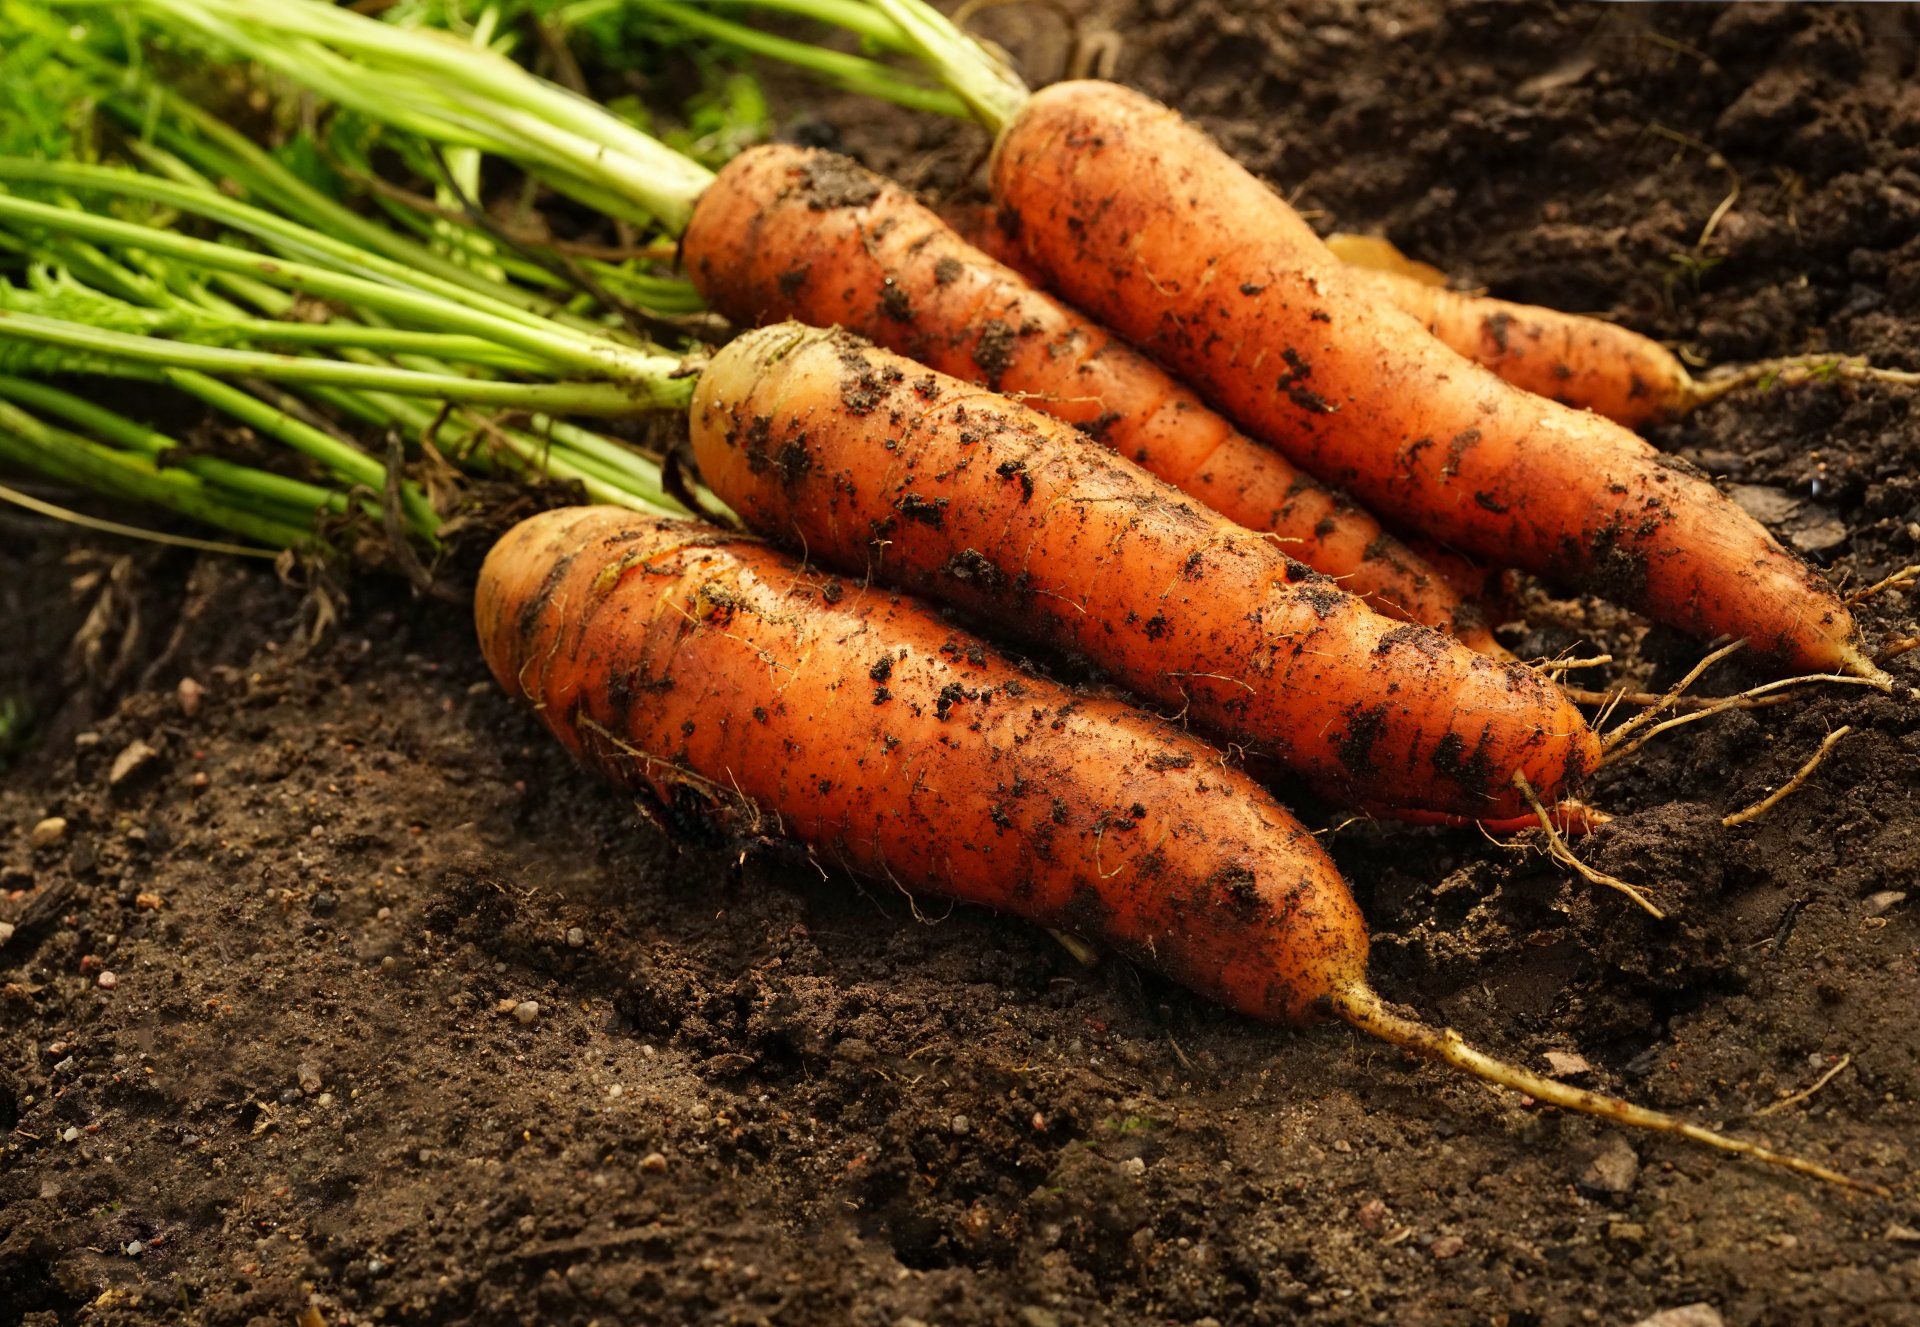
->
[5,4,1920,1325]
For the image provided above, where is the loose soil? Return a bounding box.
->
[4,3,1919,1324]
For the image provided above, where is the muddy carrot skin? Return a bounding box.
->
[681,145,1495,649]
[476,505,1368,1023]
[990,81,1876,678]
[689,324,1599,821]
[1341,266,1694,430]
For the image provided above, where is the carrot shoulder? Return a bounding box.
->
[990,80,1874,678]
[682,144,1495,649]
[688,325,1599,822]
[476,505,1367,1024]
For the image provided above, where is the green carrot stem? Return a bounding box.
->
[0,170,670,380]
[861,0,1029,135]
[167,372,442,537]
[0,307,692,414]
[564,0,912,50]
[621,0,967,117]
[0,476,284,558]
[127,0,718,233]
[0,373,347,518]
[0,398,318,548]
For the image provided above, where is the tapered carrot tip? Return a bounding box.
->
[1329,984,1891,1196]
[1836,641,1896,692]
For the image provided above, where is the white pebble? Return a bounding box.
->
[512,1000,540,1025]
[61,1126,80,1143]
[96,971,118,990]
[565,927,586,948]
[30,817,68,849]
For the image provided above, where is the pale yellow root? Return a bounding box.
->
[1722,726,1852,828]
[1331,984,1889,1196]
[1512,772,1662,919]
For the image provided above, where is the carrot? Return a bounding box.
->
[1327,235,1920,430]
[1324,237,1696,429]
[987,80,1882,681]
[478,504,1882,1194]
[476,504,1365,1023]
[688,323,1600,822]
[682,145,1496,649]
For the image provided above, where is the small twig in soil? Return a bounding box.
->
[1512,772,1663,919]
[1723,726,1851,828]
[1757,1053,1853,1117]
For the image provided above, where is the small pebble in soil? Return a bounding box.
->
[96,970,118,990]
[1429,1235,1465,1260]
[108,740,160,789]
[565,927,586,948]
[311,892,337,916]
[1543,1050,1594,1077]
[135,892,164,911]
[640,1151,669,1173]
[297,1062,323,1094]
[189,771,210,793]
[1631,1306,1724,1327]
[607,1084,624,1098]
[61,1126,80,1143]
[177,676,205,717]
[124,1241,144,1257]
[512,1000,540,1025]
[1579,1135,1639,1196]
[30,816,68,849]
[1118,1156,1146,1177]
[1865,891,1907,917]
[1356,1198,1390,1232]
[949,1114,971,1136]
[0,922,15,947]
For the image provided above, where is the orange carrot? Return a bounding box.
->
[682,145,1497,649]
[478,505,1366,1023]
[688,324,1600,822]
[988,81,1881,681]
[1325,242,1695,429]
[477,504,1881,1193]
[1325,237,1920,430]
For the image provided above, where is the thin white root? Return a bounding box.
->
[1512,773,1664,919]
[1603,672,1879,768]
[1847,564,1920,606]
[1758,1054,1854,1118]
[1722,726,1852,828]
[1563,685,1794,714]
[1331,985,1888,1196]
[1601,640,1746,755]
